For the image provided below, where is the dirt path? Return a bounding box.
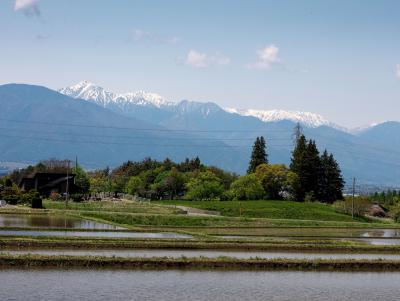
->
[175,205,221,217]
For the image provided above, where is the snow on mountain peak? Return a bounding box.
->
[59,81,174,108]
[225,108,338,128]
[60,81,348,130]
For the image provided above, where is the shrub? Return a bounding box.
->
[70,193,84,202]
[334,197,370,217]
[49,191,62,202]
[0,185,22,205]
[21,190,43,208]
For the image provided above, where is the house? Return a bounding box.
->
[19,172,79,197]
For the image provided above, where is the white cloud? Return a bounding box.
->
[14,0,40,17]
[131,28,179,45]
[396,64,400,79]
[185,50,230,68]
[186,50,208,68]
[247,44,281,70]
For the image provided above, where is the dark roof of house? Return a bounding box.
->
[19,172,76,187]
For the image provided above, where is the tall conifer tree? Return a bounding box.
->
[290,135,308,201]
[317,150,344,203]
[247,136,268,174]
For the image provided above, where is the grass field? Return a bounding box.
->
[155,200,369,222]
[43,200,182,215]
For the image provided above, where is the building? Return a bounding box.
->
[19,172,79,197]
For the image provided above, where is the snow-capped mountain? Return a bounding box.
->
[225,108,338,129]
[59,81,174,109]
[3,82,400,186]
[60,81,345,130]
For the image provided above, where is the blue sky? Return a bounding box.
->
[1,0,400,127]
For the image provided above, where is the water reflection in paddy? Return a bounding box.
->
[4,248,400,260]
[0,230,192,239]
[209,228,400,238]
[1,270,400,301]
[0,214,123,229]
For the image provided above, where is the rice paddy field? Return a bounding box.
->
[1,199,400,271]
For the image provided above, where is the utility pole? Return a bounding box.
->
[65,160,71,208]
[352,177,356,219]
[292,122,303,145]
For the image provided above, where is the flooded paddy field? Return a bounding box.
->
[0,229,192,239]
[0,213,122,230]
[3,248,400,260]
[202,227,400,238]
[1,269,400,301]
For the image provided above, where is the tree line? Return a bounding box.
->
[0,127,345,203]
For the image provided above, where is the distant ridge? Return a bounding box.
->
[60,81,345,130]
[59,81,174,109]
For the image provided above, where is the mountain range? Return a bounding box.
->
[0,81,399,187]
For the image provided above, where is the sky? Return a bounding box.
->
[1,0,400,128]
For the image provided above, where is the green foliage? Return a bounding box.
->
[158,200,359,222]
[290,134,344,203]
[72,166,90,194]
[334,197,371,217]
[229,174,264,200]
[89,173,111,194]
[125,176,145,196]
[21,190,43,208]
[150,167,186,199]
[206,166,238,189]
[185,171,224,200]
[247,136,268,174]
[371,190,400,205]
[255,164,298,200]
[0,184,22,205]
[0,184,42,207]
[317,150,344,203]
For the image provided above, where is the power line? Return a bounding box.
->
[0,133,293,148]
[0,118,290,133]
[0,127,292,142]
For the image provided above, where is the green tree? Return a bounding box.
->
[290,135,321,201]
[72,166,90,194]
[290,135,308,201]
[125,176,145,196]
[150,168,186,199]
[229,174,264,200]
[185,171,224,200]
[207,166,238,189]
[247,136,268,174]
[256,164,298,200]
[318,150,344,203]
[89,173,111,195]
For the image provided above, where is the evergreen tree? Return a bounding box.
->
[247,136,268,174]
[290,136,321,201]
[304,140,321,197]
[317,150,344,203]
[290,135,308,200]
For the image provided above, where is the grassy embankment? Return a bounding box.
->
[1,199,394,235]
[54,200,396,234]
[155,200,369,221]
[2,236,400,253]
[1,253,400,271]
[43,200,182,215]
[1,200,400,253]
